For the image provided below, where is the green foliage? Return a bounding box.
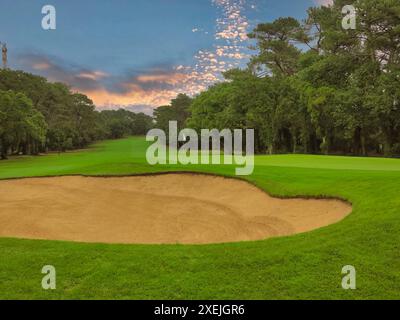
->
[154,93,192,132]
[248,17,303,76]
[96,109,153,140]
[188,0,400,156]
[0,69,153,157]
[0,90,47,159]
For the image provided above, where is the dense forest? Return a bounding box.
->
[156,0,400,156]
[0,69,153,159]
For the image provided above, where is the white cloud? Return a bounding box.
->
[176,0,251,95]
[105,0,253,108]
[314,0,334,6]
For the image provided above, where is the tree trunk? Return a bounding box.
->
[322,136,329,155]
[268,143,274,155]
[292,135,297,154]
[353,127,361,155]
[0,141,8,160]
[32,141,39,155]
[361,133,367,157]
[383,141,392,157]
[382,128,393,156]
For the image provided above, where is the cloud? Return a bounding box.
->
[17,52,185,109]
[18,53,107,92]
[176,0,252,95]
[16,0,254,111]
[31,62,52,70]
[136,73,189,85]
[77,71,108,81]
[83,87,180,111]
[314,0,333,6]
[89,0,254,109]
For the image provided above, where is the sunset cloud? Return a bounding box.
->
[136,72,189,85]
[82,87,180,110]
[32,62,52,71]
[90,0,254,110]
[16,0,255,113]
[17,52,193,113]
[77,71,109,81]
[18,54,106,92]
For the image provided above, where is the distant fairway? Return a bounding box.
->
[257,154,400,171]
[0,137,399,299]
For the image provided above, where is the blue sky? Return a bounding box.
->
[0,0,326,113]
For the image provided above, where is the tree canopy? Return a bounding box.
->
[0,69,153,159]
[153,93,193,133]
[186,0,400,156]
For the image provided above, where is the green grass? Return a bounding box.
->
[0,137,399,299]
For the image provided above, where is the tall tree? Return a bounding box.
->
[0,90,47,159]
[154,94,193,132]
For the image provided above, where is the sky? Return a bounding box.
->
[0,0,332,114]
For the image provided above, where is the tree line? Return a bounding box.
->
[2,0,399,159]
[0,69,153,159]
[155,0,400,157]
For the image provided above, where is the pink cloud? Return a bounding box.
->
[20,0,255,111]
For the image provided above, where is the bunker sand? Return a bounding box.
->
[0,174,352,244]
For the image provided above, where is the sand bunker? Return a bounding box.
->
[0,174,352,244]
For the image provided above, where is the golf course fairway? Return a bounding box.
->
[0,137,399,299]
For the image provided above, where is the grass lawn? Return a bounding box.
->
[0,136,399,299]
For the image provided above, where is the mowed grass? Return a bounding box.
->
[0,137,399,299]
